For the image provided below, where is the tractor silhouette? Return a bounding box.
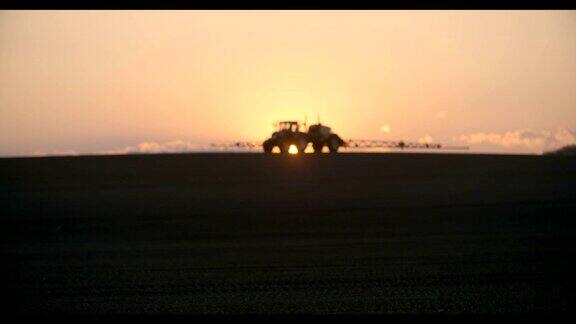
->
[263,121,345,154]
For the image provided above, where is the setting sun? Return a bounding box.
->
[2,10,575,316]
[0,10,574,156]
[288,144,299,154]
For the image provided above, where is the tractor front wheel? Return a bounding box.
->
[263,140,274,153]
[279,144,290,154]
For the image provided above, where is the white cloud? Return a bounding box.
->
[29,149,78,157]
[103,140,259,155]
[418,135,433,144]
[455,128,576,153]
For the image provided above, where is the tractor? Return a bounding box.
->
[262,121,345,154]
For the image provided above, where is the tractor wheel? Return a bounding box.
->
[279,143,290,154]
[328,137,340,153]
[312,142,324,153]
[297,138,308,154]
[263,140,274,153]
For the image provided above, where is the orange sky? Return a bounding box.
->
[0,10,575,156]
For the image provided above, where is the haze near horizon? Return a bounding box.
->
[1,10,575,156]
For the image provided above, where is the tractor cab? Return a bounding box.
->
[275,121,304,133]
[307,123,331,138]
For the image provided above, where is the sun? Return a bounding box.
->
[380,124,391,134]
[288,144,298,154]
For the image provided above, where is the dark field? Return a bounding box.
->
[1,153,576,314]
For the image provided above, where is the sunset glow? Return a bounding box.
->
[0,10,575,156]
[288,145,299,155]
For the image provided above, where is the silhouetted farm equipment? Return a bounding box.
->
[212,120,468,154]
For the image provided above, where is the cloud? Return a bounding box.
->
[455,128,576,153]
[104,140,259,155]
[418,135,433,144]
[29,149,78,157]
[380,124,391,133]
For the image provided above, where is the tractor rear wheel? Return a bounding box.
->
[328,137,340,153]
[297,138,308,154]
[312,142,323,153]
